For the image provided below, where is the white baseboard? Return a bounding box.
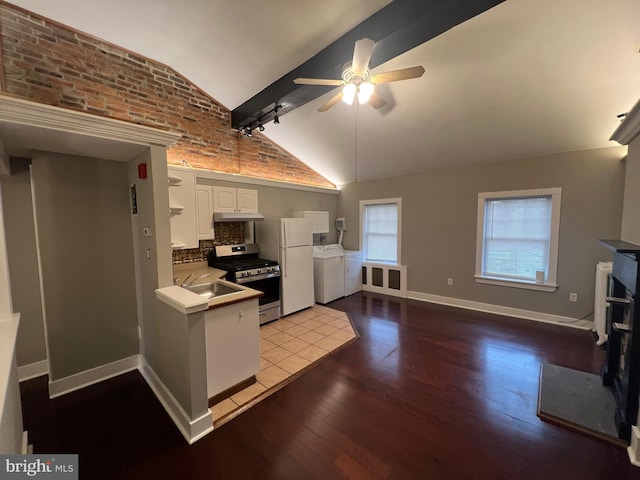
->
[20,431,28,454]
[18,359,49,382]
[407,291,592,330]
[48,355,139,399]
[629,425,640,467]
[138,356,213,444]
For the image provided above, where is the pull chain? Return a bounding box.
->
[354,101,358,183]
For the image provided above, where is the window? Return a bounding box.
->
[360,198,402,264]
[475,188,561,292]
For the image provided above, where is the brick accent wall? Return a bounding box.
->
[0,3,335,189]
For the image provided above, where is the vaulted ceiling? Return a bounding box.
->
[6,0,640,186]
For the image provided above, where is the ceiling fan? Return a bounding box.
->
[294,38,425,112]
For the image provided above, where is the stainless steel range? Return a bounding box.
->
[208,244,281,325]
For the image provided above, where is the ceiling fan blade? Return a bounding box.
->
[368,91,386,110]
[369,66,425,84]
[351,38,375,77]
[318,91,344,112]
[294,78,343,86]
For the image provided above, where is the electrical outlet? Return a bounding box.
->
[569,292,578,302]
[447,278,453,286]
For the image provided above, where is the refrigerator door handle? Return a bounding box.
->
[282,252,286,277]
[282,221,287,249]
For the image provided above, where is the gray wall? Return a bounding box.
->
[133,148,209,422]
[0,160,46,366]
[31,153,139,380]
[338,147,625,319]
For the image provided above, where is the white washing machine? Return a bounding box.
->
[313,244,345,304]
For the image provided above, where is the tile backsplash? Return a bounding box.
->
[172,222,245,264]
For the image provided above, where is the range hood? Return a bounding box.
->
[214,212,264,222]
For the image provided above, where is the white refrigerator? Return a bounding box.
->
[256,218,314,316]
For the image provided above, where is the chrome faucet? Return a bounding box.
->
[180,274,193,288]
[187,273,210,287]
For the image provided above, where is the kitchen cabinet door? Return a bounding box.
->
[212,186,237,213]
[196,184,215,240]
[315,211,330,234]
[237,188,258,213]
[205,299,260,398]
[294,211,330,234]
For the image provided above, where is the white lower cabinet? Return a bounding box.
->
[204,299,260,399]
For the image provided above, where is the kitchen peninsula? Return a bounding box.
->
[156,262,263,409]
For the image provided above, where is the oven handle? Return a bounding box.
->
[235,272,281,284]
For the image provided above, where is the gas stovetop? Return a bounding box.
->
[209,257,278,272]
[208,244,280,282]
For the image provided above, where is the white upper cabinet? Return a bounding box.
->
[294,211,330,234]
[236,188,258,213]
[212,186,237,213]
[195,184,215,240]
[212,186,258,213]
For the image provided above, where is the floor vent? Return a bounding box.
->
[362,262,407,298]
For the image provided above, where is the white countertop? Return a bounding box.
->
[157,262,262,314]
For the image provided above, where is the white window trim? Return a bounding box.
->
[474,187,561,293]
[359,198,402,265]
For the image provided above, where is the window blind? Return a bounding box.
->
[482,196,552,280]
[363,203,398,263]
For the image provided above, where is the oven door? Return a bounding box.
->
[237,275,281,324]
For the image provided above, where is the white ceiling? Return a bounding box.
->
[7,0,640,186]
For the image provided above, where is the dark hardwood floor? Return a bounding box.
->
[20,292,640,479]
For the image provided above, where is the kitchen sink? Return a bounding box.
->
[187,281,242,299]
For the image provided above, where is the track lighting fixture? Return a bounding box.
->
[239,104,282,136]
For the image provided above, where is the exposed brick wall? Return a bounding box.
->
[0,3,335,189]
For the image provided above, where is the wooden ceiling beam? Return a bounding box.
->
[231,0,504,130]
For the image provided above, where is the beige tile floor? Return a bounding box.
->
[210,304,358,426]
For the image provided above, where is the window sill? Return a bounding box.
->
[363,260,400,267]
[474,275,558,292]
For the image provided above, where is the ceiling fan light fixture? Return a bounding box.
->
[357,81,374,104]
[342,83,357,105]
